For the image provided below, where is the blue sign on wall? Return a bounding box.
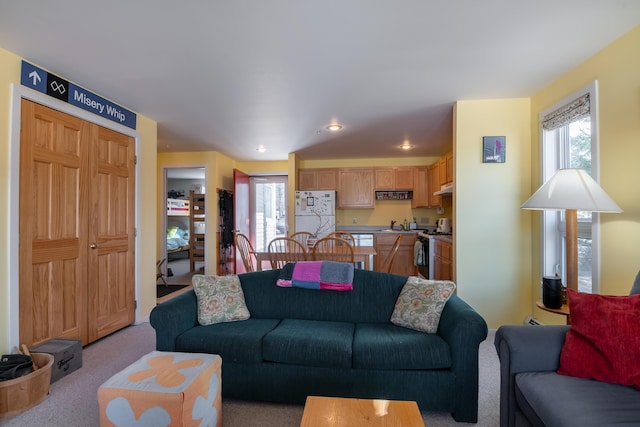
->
[20,61,137,129]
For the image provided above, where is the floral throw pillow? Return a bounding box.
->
[390,276,456,333]
[192,274,250,326]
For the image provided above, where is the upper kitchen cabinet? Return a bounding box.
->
[429,163,442,207]
[299,168,337,191]
[337,168,375,208]
[375,167,414,190]
[412,166,430,208]
[438,151,453,186]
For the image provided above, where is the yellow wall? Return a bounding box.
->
[529,25,640,323]
[0,48,158,353]
[0,49,17,354]
[454,99,532,328]
[236,160,288,174]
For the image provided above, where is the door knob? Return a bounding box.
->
[90,243,97,249]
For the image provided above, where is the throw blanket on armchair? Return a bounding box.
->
[277,261,354,291]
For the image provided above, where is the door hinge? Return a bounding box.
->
[134,300,138,309]
[134,155,137,165]
[134,228,137,237]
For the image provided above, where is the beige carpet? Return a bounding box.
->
[3,322,499,426]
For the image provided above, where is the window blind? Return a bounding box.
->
[542,93,590,130]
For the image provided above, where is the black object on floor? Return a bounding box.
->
[157,284,187,298]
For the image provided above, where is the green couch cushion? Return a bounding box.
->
[175,318,280,363]
[263,319,354,368]
[353,323,452,370]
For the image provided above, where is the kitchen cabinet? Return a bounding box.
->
[375,167,414,190]
[438,156,447,187]
[437,151,453,187]
[429,164,442,207]
[446,151,453,184]
[299,168,337,190]
[412,166,429,208]
[434,239,452,281]
[374,233,417,276]
[337,168,375,208]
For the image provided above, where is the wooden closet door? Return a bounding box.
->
[19,99,89,346]
[86,126,135,342]
[19,99,136,347]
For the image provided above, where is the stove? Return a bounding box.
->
[416,231,452,280]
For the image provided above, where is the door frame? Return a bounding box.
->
[7,84,141,351]
[160,166,209,277]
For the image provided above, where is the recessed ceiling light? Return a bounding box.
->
[399,141,414,150]
[256,145,266,153]
[326,124,343,132]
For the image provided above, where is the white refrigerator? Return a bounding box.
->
[294,190,336,238]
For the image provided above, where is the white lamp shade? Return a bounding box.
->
[521,168,622,213]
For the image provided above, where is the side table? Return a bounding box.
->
[535,300,570,324]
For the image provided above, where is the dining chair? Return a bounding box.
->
[267,237,308,269]
[289,231,314,249]
[311,236,355,264]
[234,232,256,273]
[328,231,355,246]
[156,258,167,286]
[379,234,403,273]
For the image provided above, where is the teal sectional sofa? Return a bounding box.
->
[150,268,488,422]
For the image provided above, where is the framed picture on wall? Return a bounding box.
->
[483,136,506,163]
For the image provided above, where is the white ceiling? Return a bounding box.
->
[1,1,639,161]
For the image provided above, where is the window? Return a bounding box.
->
[251,176,288,252]
[540,82,600,293]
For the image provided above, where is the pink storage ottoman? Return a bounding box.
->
[98,351,222,427]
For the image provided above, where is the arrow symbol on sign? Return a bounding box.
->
[28,70,41,86]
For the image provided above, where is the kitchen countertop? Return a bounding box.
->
[417,230,453,243]
[337,226,434,234]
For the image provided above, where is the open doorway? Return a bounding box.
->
[162,167,206,285]
[251,175,288,252]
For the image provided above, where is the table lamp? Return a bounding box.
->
[521,168,622,291]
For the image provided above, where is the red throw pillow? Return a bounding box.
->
[558,289,640,389]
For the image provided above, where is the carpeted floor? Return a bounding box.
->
[156,284,188,298]
[3,323,500,426]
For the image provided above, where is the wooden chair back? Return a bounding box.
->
[379,234,403,273]
[267,237,308,269]
[328,231,355,246]
[311,236,355,264]
[289,231,314,249]
[234,232,256,273]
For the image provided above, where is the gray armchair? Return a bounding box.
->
[495,270,640,427]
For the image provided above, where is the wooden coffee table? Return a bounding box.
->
[300,396,424,427]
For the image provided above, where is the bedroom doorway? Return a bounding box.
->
[162,167,206,285]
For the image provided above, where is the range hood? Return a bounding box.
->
[433,183,453,196]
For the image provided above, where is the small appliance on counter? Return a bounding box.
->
[436,218,451,234]
[409,217,418,230]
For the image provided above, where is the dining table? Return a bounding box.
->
[253,246,377,271]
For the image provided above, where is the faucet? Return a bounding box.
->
[390,220,396,230]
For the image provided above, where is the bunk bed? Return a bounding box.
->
[167,198,190,260]
[189,191,206,272]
